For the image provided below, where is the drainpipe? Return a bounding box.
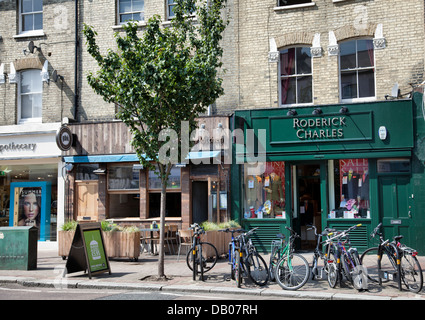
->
[74,0,79,122]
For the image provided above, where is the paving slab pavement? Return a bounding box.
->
[0,244,424,300]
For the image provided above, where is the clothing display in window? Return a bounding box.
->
[245,175,263,210]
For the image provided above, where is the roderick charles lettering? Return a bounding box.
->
[293,116,346,140]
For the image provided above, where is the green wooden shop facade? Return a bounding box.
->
[231,93,425,254]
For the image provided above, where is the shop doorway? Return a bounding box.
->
[192,181,208,224]
[75,181,99,221]
[378,175,413,246]
[293,163,323,250]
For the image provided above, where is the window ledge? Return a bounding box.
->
[341,97,376,104]
[14,30,45,39]
[111,21,146,30]
[274,2,316,11]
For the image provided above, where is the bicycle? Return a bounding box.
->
[330,224,368,291]
[186,223,219,281]
[271,226,310,290]
[308,225,339,288]
[360,223,423,293]
[238,227,269,286]
[219,228,244,287]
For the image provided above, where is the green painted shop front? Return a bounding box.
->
[231,93,425,254]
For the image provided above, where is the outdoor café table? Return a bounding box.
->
[139,228,160,254]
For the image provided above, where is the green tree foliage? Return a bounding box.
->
[83,0,228,277]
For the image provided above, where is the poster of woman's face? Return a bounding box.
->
[18,187,41,227]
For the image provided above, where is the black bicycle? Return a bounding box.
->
[360,223,423,293]
[239,227,269,286]
[186,223,218,281]
[308,225,339,288]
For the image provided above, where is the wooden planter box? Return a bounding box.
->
[201,230,233,258]
[58,230,141,261]
[102,231,141,261]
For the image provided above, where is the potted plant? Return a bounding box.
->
[58,220,77,259]
[200,220,240,257]
[101,222,141,261]
[58,220,141,261]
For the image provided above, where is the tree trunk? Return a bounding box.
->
[158,178,167,278]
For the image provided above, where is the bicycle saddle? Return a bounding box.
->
[393,235,404,242]
[276,233,285,239]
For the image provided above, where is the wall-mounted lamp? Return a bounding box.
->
[339,106,349,114]
[312,108,322,115]
[64,163,74,172]
[287,109,297,116]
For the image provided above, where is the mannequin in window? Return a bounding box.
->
[342,169,359,200]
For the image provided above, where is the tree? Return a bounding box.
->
[83,0,228,278]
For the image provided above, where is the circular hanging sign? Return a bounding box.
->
[56,125,73,151]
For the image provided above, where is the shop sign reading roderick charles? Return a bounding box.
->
[56,125,74,151]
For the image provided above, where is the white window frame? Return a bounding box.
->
[167,0,176,20]
[18,69,42,124]
[117,0,145,25]
[279,46,313,107]
[339,39,376,103]
[19,0,43,35]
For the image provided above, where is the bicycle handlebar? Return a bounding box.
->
[370,222,382,239]
[325,224,362,242]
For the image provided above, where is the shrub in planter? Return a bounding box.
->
[58,220,141,261]
[199,220,241,257]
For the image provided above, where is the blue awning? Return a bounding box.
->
[185,150,221,160]
[63,154,142,163]
[64,151,220,164]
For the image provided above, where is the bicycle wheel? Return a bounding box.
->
[275,253,309,290]
[326,250,339,288]
[199,244,204,281]
[340,252,353,283]
[186,242,218,273]
[360,247,396,284]
[400,252,423,293]
[268,246,279,282]
[246,251,269,286]
[349,249,368,290]
[235,249,242,288]
[229,243,235,280]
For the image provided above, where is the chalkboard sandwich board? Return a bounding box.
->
[65,222,111,279]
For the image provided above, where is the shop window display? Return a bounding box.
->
[243,162,286,219]
[330,159,370,219]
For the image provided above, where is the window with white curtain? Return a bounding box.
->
[19,69,42,123]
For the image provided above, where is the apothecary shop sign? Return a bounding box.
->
[0,142,37,153]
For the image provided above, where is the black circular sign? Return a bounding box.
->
[56,125,73,151]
